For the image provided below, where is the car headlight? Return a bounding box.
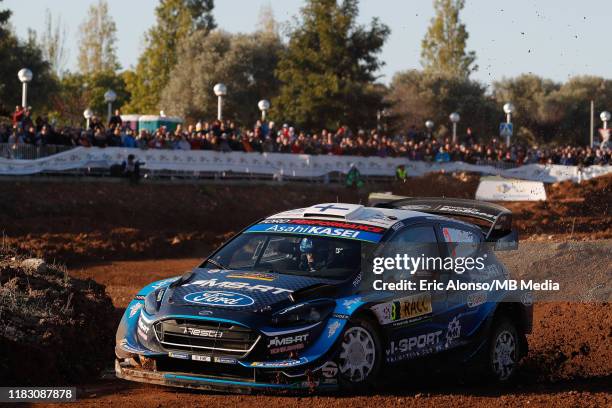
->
[271,300,335,327]
[144,288,165,315]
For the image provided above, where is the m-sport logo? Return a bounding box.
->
[183,291,254,307]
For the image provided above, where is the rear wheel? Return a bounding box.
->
[487,318,521,381]
[337,318,382,389]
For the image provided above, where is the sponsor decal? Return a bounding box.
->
[321,361,338,378]
[129,302,143,318]
[268,333,309,348]
[250,357,307,368]
[214,357,237,364]
[260,218,385,233]
[372,293,432,325]
[227,272,276,281]
[198,310,213,316]
[183,326,223,338]
[245,222,383,243]
[156,288,165,302]
[137,316,150,335]
[445,316,461,347]
[467,291,487,308]
[391,221,404,231]
[332,313,349,319]
[134,295,145,300]
[268,333,309,354]
[184,278,292,295]
[352,271,362,287]
[386,330,443,363]
[169,352,190,360]
[342,297,362,310]
[269,343,305,355]
[327,320,341,337]
[192,354,212,362]
[152,278,180,290]
[183,291,255,307]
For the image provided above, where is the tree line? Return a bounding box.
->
[0,0,610,145]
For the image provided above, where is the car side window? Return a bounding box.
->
[440,225,482,258]
[380,225,440,281]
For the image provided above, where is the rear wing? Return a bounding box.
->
[369,193,517,248]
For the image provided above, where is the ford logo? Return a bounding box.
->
[184,291,254,307]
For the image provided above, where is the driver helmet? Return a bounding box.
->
[299,237,314,253]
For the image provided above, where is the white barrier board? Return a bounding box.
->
[475,176,547,201]
[0,147,610,183]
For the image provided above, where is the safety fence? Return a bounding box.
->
[0,145,609,183]
[0,143,75,160]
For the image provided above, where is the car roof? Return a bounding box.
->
[266,203,446,229]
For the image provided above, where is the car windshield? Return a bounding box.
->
[201,233,374,280]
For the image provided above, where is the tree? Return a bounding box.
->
[39,9,69,78]
[159,29,283,124]
[0,0,57,114]
[51,71,130,125]
[421,0,476,78]
[387,70,496,139]
[273,0,390,130]
[257,2,278,37]
[492,74,559,144]
[125,0,216,114]
[493,75,612,145]
[77,0,119,75]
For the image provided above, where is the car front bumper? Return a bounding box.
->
[115,359,338,394]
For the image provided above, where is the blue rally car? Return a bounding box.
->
[115,197,532,393]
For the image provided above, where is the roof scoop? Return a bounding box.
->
[302,203,364,219]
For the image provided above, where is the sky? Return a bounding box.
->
[4,0,611,87]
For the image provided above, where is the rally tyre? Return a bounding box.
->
[486,318,521,382]
[337,317,383,390]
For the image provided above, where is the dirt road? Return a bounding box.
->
[58,255,611,408]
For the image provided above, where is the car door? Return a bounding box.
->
[371,223,448,364]
[435,222,486,350]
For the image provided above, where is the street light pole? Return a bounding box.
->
[601,111,611,130]
[18,68,33,108]
[258,99,270,121]
[104,89,117,124]
[503,102,515,148]
[83,108,93,129]
[425,120,434,140]
[213,83,227,121]
[449,113,460,144]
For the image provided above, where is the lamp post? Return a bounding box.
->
[18,68,33,108]
[83,108,93,129]
[258,99,270,121]
[104,89,117,123]
[601,111,611,130]
[213,83,227,121]
[503,102,515,147]
[425,120,434,139]
[449,112,460,144]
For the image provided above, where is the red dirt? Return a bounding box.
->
[1,173,610,266]
[57,258,612,407]
[2,174,610,406]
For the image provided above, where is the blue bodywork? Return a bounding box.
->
[115,215,532,393]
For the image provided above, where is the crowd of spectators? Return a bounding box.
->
[2,106,610,167]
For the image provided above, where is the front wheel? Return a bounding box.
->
[336,317,383,389]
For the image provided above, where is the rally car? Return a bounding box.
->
[115,197,532,393]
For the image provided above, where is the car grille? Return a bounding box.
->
[154,319,260,358]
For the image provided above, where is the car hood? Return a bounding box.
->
[167,268,342,312]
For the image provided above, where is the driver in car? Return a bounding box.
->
[299,237,327,272]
